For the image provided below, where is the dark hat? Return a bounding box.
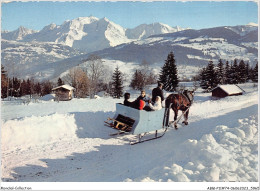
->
[124,92,130,99]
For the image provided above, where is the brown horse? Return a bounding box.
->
[164,90,194,129]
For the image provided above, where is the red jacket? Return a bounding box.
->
[139,100,145,110]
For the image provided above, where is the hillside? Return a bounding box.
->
[1,40,83,79]
[93,24,258,66]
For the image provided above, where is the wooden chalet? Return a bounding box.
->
[52,84,75,101]
[212,85,244,98]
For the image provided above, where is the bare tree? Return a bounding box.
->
[64,67,89,98]
[75,69,89,98]
[64,68,78,88]
[84,54,105,98]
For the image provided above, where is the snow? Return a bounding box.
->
[125,23,188,40]
[1,83,258,188]
[225,25,258,36]
[39,94,55,101]
[52,84,75,91]
[213,84,244,95]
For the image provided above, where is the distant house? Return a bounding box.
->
[52,84,75,101]
[212,85,244,98]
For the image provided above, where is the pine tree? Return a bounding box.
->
[111,66,123,98]
[159,51,179,91]
[34,82,42,96]
[199,67,208,90]
[130,70,145,90]
[12,77,21,97]
[25,79,32,97]
[238,60,247,83]
[205,60,217,90]
[1,65,8,98]
[252,62,258,82]
[245,62,250,82]
[230,59,239,84]
[20,79,27,96]
[159,62,169,89]
[225,61,231,84]
[216,59,225,84]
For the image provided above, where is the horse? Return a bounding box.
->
[164,89,194,129]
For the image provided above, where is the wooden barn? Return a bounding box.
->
[52,84,75,101]
[212,85,244,98]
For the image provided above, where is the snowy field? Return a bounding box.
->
[1,83,258,188]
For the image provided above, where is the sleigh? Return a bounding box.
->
[105,103,169,145]
[105,91,194,144]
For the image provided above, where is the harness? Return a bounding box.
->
[182,92,193,105]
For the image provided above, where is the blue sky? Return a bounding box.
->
[1,1,258,31]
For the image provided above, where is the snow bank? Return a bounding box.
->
[1,113,78,151]
[39,94,55,101]
[130,115,258,182]
[190,91,257,121]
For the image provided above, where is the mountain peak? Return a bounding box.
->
[14,26,37,40]
[125,22,188,40]
[42,23,57,31]
[18,26,26,30]
[17,26,36,32]
[74,16,99,22]
[100,17,110,22]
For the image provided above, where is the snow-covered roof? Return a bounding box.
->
[213,85,244,95]
[52,84,75,91]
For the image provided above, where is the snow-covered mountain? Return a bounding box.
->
[1,17,258,81]
[23,23,257,82]
[125,23,188,40]
[20,16,132,53]
[1,40,83,79]
[225,22,258,36]
[92,24,258,66]
[2,16,189,53]
[2,26,37,41]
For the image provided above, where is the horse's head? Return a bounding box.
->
[189,90,195,102]
[183,89,195,103]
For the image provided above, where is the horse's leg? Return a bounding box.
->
[185,110,189,125]
[173,108,178,129]
[182,109,189,125]
[182,110,186,124]
[164,98,172,127]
